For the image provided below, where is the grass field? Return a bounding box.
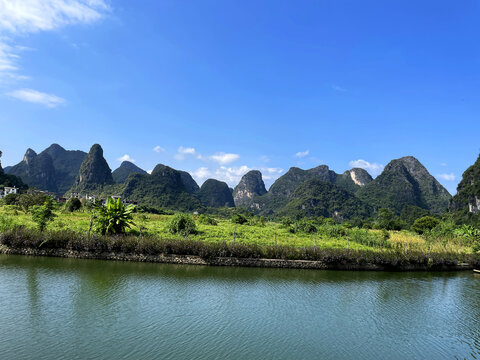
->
[0,205,474,256]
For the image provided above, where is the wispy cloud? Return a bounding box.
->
[349,159,384,176]
[174,147,240,165]
[210,152,239,165]
[174,146,197,160]
[441,163,448,167]
[262,167,283,180]
[0,0,109,103]
[153,145,165,153]
[332,84,347,92]
[437,173,455,181]
[295,150,310,158]
[7,88,65,108]
[117,154,134,163]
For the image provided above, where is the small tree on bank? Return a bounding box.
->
[31,197,57,232]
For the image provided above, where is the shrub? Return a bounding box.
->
[167,213,197,235]
[248,216,266,227]
[31,197,57,232]
[66,198,82,212]
[411,216,441,234]
[2,193,20,205]
[198,214,218,226]
[94,197,136,235]
[231,214,248,225]
[19,191,48,212]
[294,219,317,234]
[280,217,293,228]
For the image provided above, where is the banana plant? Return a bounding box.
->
[94,197,136,235]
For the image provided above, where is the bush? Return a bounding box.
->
[248,216,266,227]
[294,219,317,234]
[411,216,441,234]
[231,214,248,225]
[198,214,218,226]
[167,213,197,235]
[66,198,82,212]
[94,197,136,235]
[19,191,48,212]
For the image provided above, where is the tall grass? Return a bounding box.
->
[1,226,479,268]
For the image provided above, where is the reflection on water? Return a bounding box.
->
[0,254,479,359]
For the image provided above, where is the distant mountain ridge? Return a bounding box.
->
[357,156,451,214]
[112,161,147,184]
[4,143,462,220]
[450,154,480,214]
[7,144,86,194]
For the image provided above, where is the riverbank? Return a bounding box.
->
[1,228,479,271]
[0,245,476,271]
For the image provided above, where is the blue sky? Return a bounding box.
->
[1,0,479,194]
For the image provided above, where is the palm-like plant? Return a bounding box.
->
[95,197,136,235]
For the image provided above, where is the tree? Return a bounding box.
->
[31,197,57,232]
[376,208,404,230]
[66,197,82,212]
[94,197,136,235]
[411,216,440,235]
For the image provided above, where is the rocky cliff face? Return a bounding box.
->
[42,144,87,194]
[198,179,235,208]
[357,156,451,213]
[343,168,373,186]
[69,144,113,193]
[233,170,267,207]
[112,161,147,184]
[450,154,480,214]
[8,148,57,192]
[6,144,86,194]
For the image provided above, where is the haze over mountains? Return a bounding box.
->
[3,143,479,221]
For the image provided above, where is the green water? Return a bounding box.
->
[0,255,479,359]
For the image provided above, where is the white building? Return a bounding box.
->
[0,186,18,199]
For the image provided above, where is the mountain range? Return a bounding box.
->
[3,143,478,221]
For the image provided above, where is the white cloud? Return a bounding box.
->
[0,0,110,34]
[174,146,197,160]
[332,84,347,92]
[190,165,284,187]
[210,152,240,165]
[146,169,152,174]
[349,159,384,176]
[437,173,455,181]
[214,165,251,184]
[441,163,448,167]
[117,154,134,163]
[153,145,165,153]
[262,167,283,180]
[7,88,65,108]
[260,155,270,163]
[178,146,196,155]
[0,0,109,101]
[295,150,310,158]
[191,167,211,179]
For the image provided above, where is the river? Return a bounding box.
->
[0,254,479,359]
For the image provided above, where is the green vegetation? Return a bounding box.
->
[31,197,57,232]
[166,213,197,235]
[94,197,136,235]
[0,197,479,269]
